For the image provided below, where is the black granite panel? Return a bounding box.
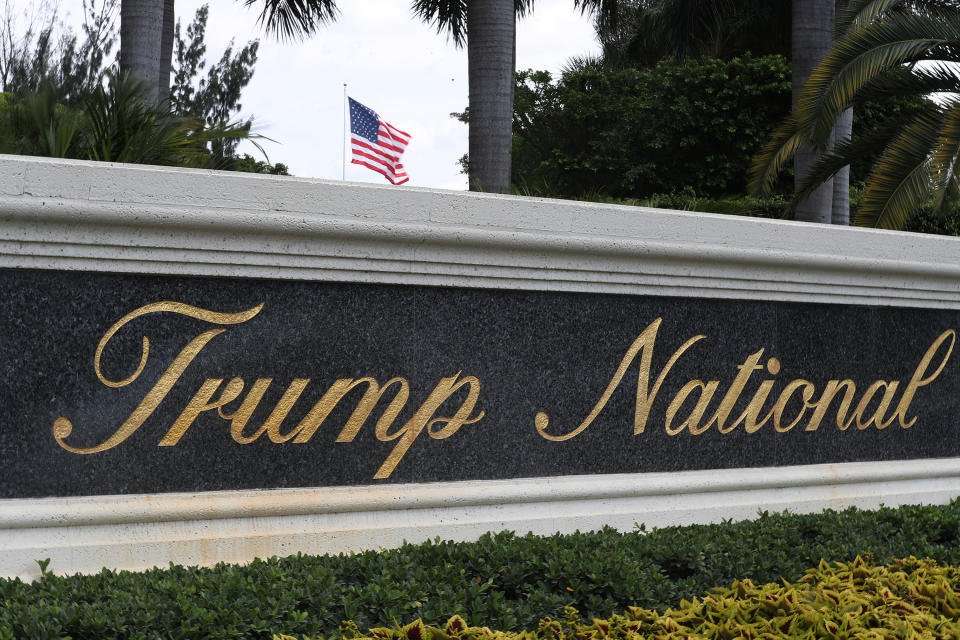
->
[1,268,957,498]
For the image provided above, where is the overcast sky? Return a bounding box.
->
[58,0,601,190]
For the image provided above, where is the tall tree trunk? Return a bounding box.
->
[792,0,834,223]
[158,0,175,104]
[467,0,515,193]
[831,107,852,225]
[830,0,851,225]
[120,0,164,103]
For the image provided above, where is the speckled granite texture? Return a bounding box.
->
[1,268,957,498]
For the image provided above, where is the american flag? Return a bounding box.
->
[348,97,411,185]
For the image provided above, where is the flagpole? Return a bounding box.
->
[342,83,348,181]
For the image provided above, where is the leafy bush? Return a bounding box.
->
[512,55,793,200]
[304,556,960,640]
[5,501,960,639]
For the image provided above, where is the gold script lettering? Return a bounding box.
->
[54,301,263,453]
[713,350,765,434]
[535,318,704,441]
[894,330,956,428]
[803,380,856,431]
[665,380,719,436]
[772,378,815,433]
[374,372,484,479]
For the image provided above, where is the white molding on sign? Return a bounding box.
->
[2,155,960,308]
[2,458,959,580]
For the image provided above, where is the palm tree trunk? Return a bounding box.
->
[467,0,515,193]
[158,0,175,104]
[792,0,834,223]
[120,0,164,104]
[829,0,850,225]
[831,107,852,225]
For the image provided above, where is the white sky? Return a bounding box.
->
[57,0,601,190]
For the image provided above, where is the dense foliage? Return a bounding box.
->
[0,0,117,105]
[512,55,792,199]
[5,501,960,639]
[171,4,260,162]
[511,55,930,203]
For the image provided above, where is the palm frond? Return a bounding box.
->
[574,0,620,37]
[930,100,960,212]
[515,0,534,20]
[790,119,911,214]
[855,108,945,228]
[410,0,467,46]
[747,115,805,198]
[834,0,915,37]
[853,63,960,101]
[798,9,960,144]
[245,0,339,41]
[410,0,531,48]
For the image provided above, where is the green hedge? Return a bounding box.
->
[5,501,960,639]
[634,190,790,220]
[625,189,960,235]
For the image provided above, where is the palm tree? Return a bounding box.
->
[120,0,337,103]
[580,0,849,223]
[120,0,165,102]
[412,0,619,192]
[749,0,960,229]
[464,0,516,191]
[792,0,836,223]
[411,0,532,191]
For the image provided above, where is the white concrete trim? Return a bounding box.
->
[1,459,956,529]
[2,156,960,307]
[2,459,959,580]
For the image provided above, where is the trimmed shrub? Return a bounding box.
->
[4,501,960,638]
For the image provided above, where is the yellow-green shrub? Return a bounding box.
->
[284,557,960,640]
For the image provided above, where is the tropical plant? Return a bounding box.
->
[750,0,960,229]
[0,72,256,168]
[1,0,275,170]
[120,0,254,106]
[417,0,626,192]
[412,0,528,191]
